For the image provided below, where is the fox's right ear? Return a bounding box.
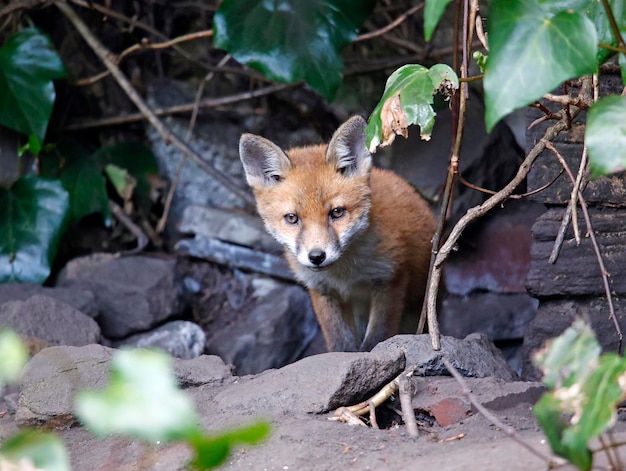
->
[239,134,292,189]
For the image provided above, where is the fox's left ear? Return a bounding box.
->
[326,115,372,177]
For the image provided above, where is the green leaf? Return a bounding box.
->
[0,176,69,284]
[0,27,67,145]
[484,0,598,130]
[95,142,158,212]
[213,0,377,101]
[188,422,270,470]
[563,353,626,466]
[0,429,70,471]
[533,393,575,465]
[366,63,459,152]
[105,164,137,203]
[532,319,601,389]
[0,329,28,387]
[75,349,201,442]
[583,0,626,63]
[45,141,110,225]
[424,0,454,42]
[586,95,626,178]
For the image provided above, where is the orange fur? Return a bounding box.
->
[239,116,436,351]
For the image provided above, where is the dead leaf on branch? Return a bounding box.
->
[380,93,408,148]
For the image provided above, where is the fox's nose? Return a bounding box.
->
[308,249,326,266]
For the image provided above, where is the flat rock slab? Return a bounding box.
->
[15,345,233,428]
[373,333,517,381]
[212,349,406,415]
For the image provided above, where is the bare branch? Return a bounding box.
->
[55,0,255,208]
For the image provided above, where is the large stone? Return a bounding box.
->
[521,298,626,381]
[17,345,114,428]
[0,295,100,348]
[206,284,319,375]
[177,205,281,254]
[372,334,517,381]
[57,254,183,339]
[16,345,234,427]
[213,348,405,414]
[114,320,206,360]
[527,207,626,298]
[0,283,99,318]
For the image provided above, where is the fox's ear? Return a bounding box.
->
[239,134,292,189]
[326,115,372,177]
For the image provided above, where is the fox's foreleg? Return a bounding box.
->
[309,290,359,352]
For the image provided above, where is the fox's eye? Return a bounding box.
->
[284,213,299,225]
[330,207,346,220]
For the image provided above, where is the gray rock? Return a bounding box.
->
[0,283,99,318]
[16,345,235,427]
[521,298,626,381]
[372,333,516,381]
[207,284,319,375]
[527,207,626,298]
[0,295,100,347]
[173,355,234,387]
[213,348,406,414]
[178,205,281,253]
[17,344,114,427]
[114,320,206,360]
[57,254,183,339]
[175,236,293,281]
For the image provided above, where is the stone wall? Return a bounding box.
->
[522,72,626,380]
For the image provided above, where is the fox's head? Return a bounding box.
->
[239,116,372,271]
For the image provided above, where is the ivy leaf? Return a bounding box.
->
[188,422,270,470]
[532,319,601,389]
[95,142,158,212]
[0,329,28,388]
[0,28,67,148]
[0,429,70,471]
[213,0,377,101]
[563,353,626,464]
[0,177,69,284]
[45,141,111,225]
[75,349,201,442]
[366,63,459,152]
[583,0,626,63]
[484,0,598,130]
[586,95,626,178]
[424,0,454,41]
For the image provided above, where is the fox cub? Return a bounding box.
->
[239,116,436,352]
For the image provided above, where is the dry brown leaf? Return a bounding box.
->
[380,93,408,148]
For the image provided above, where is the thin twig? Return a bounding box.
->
[424,108,582,348]
[64,82,296,130]
[543,140,623,354]
[443,358,558,466]
[356,4,423,42]
[418,0,477,349]
[399,373,419,439]
[108,200,148,255]
[75,30,214,86]
[368,401,379,430]
[600,0,626,52]
[56,0,255,208]
[0,0,50,18]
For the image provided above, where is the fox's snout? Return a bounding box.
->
[308,248,326,266]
